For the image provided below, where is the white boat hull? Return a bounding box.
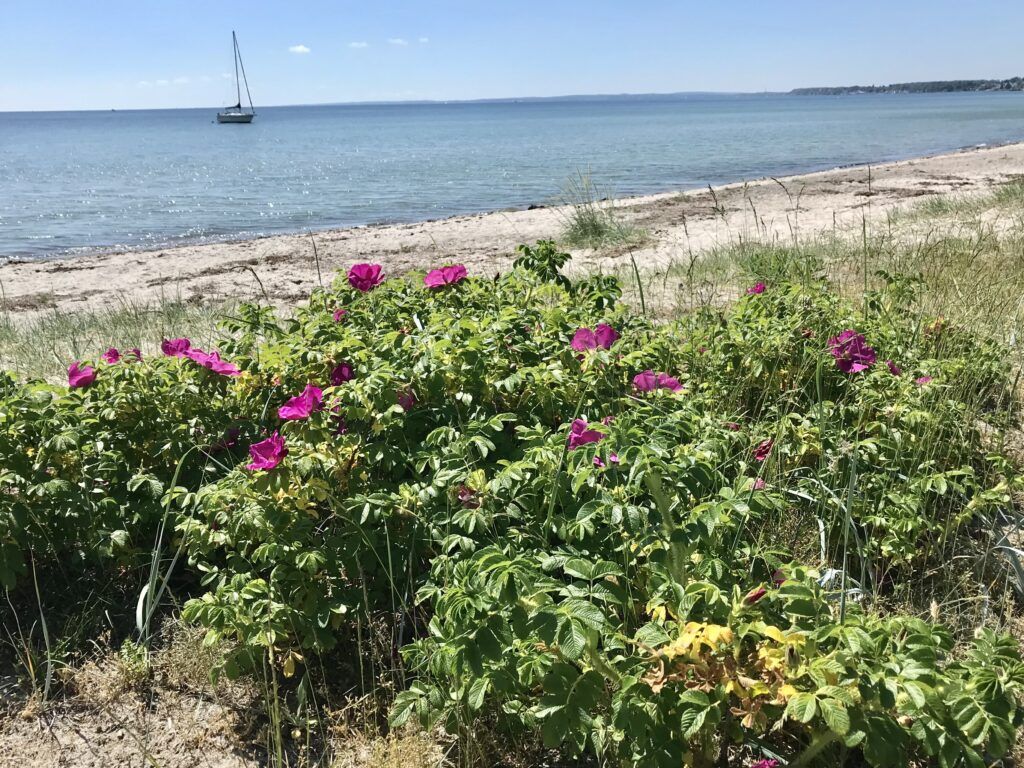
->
[217,112,254,124]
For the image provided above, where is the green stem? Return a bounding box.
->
[789,730,841,768]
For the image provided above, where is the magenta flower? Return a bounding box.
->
[278,384,325,420]
[746,282,766,295]
[330,362,354,386]
[568,419,605,450]
[725,421,741,431]
[101,348,121,364]
[332,307,348,322]
[595,323,619,348]
[126,348,142,362]
[246,432,287,471]
[593,452,619,469]
[600,415,615,426]
[457,485,481,509]
[348,263,384,292]
[68,362,96,389]
[753,477,766,490]
[886,360,902,376]
[751,760,780,768]
[632,370,683,393]
[828,330,876,374]
[161,337,191,357]
[745,586,768,605]
[424,264,468,289]
[753,438,773,462]
[571,323,619,352]
[397,389,416,412]
[915,375,933,386]
[186,349,241,376]
[207,353,241,376]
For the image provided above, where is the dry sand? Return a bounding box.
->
[2,142,1024,320]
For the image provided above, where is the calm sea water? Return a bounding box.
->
[3,92,1024,260]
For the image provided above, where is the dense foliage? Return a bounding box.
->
[1,242,1022,766]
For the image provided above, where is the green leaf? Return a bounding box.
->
[819,698,850,735]
[786,692,817,723]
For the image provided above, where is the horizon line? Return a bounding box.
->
[4,80,1022,114]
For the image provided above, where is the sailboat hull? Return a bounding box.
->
[217,112,254,124]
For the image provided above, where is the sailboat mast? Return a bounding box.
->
[232,31,241,108]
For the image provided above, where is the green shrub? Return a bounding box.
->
[0,244,1021,766]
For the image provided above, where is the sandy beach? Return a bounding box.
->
[3,141,1024,319]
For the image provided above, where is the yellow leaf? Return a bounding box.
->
[778,684,798,701]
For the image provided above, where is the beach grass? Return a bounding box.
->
[0,296,233,380]
[558,170,646,248]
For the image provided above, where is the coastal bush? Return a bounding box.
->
[0,242,1021,766]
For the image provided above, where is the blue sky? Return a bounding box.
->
[2,1,1023,111]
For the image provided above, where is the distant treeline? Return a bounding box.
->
[792,78,1024,95]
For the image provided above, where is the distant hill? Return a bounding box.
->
[792,78,1024,95]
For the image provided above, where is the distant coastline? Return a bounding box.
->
[791,78,1024,96]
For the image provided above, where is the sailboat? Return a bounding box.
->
[217,31,255,124]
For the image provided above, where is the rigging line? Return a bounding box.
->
[235,32,255,113]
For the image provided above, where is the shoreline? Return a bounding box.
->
[3,137,1017,267]
[3,140,1024,319]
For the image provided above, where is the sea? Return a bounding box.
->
[2,92,1024,260]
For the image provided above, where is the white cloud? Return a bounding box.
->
[418,37,429,44]
[221,72,233,80]
[348,41,369,48]
[155,79,169,86]
[173,76,190,85]
[388,38,408,46]
[137,80,152,88]
[288,44,311,54]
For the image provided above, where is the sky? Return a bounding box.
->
[2,0,1023,111]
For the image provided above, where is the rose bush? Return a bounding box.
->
[0,243,1021,765]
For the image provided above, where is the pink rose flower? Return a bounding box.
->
[457,485,481,509]
[186,348,241,376]
[746,282,766,295]
[886,360,902,376]
[828,330,876,374]
[571,323,619,352]
[424,264,468,289]
[330,362,354,386]
[632,370,683,393]
[102,348,121,364]
[161,338,191,357]
[246,432,287,471]
[348,263,384,292]
[397,389,416,412]
[568,418,604,450]
[68,362,96,389]
[745,586,768,604]
[915,375,933,386]
[753,438,773,462]
[278,384,325,420]
[332,308,348,322]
